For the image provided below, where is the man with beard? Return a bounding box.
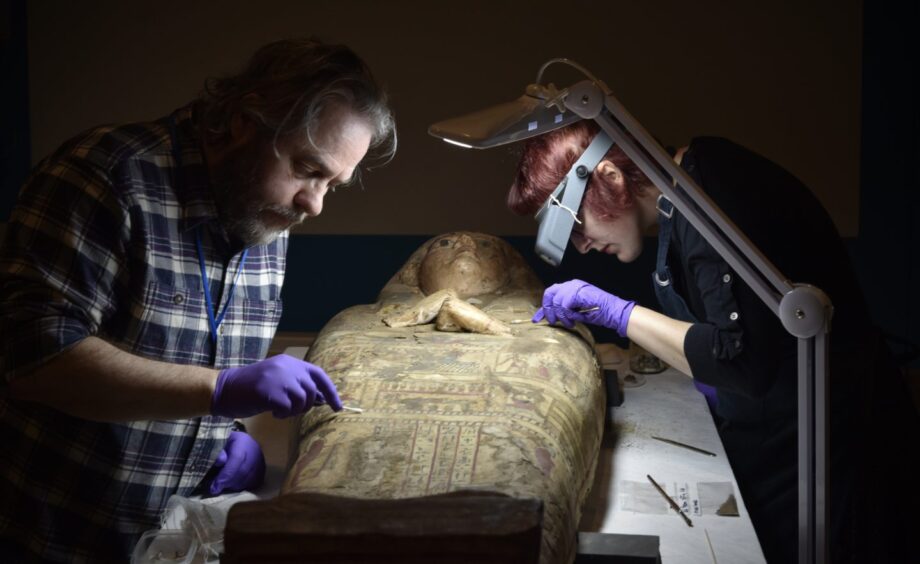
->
[0,37,396,562]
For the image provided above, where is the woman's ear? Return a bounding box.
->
[596,160,625,190]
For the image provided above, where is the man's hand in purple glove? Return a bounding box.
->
[533,279,636,337]
[211,354,343,419]
[209,430,265,496]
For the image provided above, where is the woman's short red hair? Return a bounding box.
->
[507,120,650,220]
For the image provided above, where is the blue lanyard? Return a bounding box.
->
[170,114,250,344]
[195,225,249,344]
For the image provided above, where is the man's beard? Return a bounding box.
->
[210,140,306,247]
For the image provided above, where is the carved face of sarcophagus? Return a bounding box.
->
[282,232,605,564]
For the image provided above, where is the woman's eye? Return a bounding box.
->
[439,240,451,247]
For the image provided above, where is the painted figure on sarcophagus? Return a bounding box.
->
[282,231,605,564]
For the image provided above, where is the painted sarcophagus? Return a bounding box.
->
[282,232,605,564]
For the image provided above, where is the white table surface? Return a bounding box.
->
[579,365,766,564]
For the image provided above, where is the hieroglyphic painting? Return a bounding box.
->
[282,233,605,564]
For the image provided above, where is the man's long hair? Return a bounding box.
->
[197,37,397,172]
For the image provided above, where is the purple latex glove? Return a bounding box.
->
[694,381,720,410]
[533,279,636,338]
[209,430,265,495]
[211,354,342,419]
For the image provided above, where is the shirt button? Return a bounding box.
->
[722,273,732,283]
[173,294,184,305]
[729,312,739,321]
[218,326,225,336]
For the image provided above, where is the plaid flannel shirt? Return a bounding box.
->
[0,105,286,562]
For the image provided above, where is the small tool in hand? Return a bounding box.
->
[315,394,363,414]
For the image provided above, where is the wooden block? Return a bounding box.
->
[223,490,543,563]
[576,532,661,563]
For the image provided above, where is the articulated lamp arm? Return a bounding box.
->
[567,82,833,564]
[429,64,832,564]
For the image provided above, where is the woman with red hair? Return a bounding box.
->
[508,120,917,563]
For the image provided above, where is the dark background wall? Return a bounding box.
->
[854,0,919,366]
[20,0,865,236]
[2,1,917,364]
[0,0,28,217]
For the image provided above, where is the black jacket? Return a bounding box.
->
[662,137,917,563]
